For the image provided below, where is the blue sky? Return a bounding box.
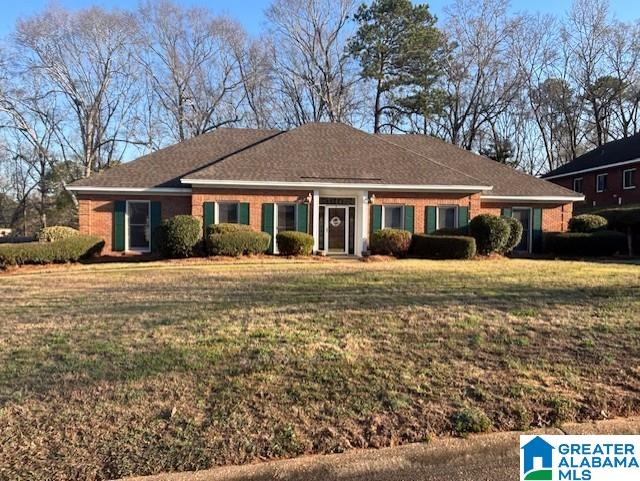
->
[1,0,639,37]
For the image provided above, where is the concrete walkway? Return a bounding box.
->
[123,417,640,481]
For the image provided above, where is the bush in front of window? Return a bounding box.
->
[544,230,627,257]
[369,228,412,257]
[502,217,523,254]
[276,231,314,256]
[434,226,469,236]
[158,215,201,258]
[568,214,608,233]
[206,223,251,235]
[409,234,476,259]
[207,230,271,256]
[0,235,104,268]
[37,226,80,243]
[469,214,510,255]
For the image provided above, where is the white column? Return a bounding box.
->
[357,190,369,256]
[312,190,320,253]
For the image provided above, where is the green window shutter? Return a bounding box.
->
[532,208,543,253]
[203,202,215,237]
[113,200,126,252]
[404,205,414,233]
[296,204,309,233]
[261,203,275,254]
[425,206,437,234]
[239,202,250,225]
[150,201,162,252]
[501,207,513,218]
[370,205,382,235]
[458,206,469,229]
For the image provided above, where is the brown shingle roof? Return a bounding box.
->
[185,123,489,187]
[70,122,580,199]
[70,128,279,188]
[380,134,580,197]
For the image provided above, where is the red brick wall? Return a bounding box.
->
[77,190,574,256]
[191,188,310,233]
[477,201,573,232]
[549,161,640,208]
[370,191,480,233]
[77,194,191,254]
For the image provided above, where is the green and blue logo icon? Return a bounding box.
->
[521,436,554,480]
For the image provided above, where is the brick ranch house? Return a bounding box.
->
[68,123,582,256]
[542,134,640,208]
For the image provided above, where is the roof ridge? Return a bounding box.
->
[376,133,490,187]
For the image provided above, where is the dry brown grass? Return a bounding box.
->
[0,258,639,480]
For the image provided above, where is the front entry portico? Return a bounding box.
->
[312,190,369,256]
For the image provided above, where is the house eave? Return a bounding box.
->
[67,186,192,196]
[181,178,493,193]
[542,157,640,180]
[481,194,585,203]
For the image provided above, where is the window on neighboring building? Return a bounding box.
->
[573,177,583,193]
[596,173,608,193]
[623,169,636,189]
[383,205,404,229]
[437,206,458,230]
[218,202,239,223]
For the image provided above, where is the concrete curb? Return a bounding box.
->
[120,417,640,481]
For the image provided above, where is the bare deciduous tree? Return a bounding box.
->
[138,1,246,143]
[266,0,361,125]
[15,5,143,177]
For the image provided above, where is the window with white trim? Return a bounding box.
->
[573,177,583,193]
[383,205,404,229]
[596,173,608,193]
[218,202,239,223]
[623,169,636,189]
[277,204,296,232]
[437,206,458,230]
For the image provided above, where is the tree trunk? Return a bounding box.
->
[627,226,634,257]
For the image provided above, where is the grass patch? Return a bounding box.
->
[0,258,639,478]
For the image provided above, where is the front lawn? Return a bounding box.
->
[1,258,639,480]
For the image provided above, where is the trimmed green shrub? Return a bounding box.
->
[434,226,469,236]
[568,214,608,233]
[596,206,640,255]
[451,407,492,437]
[207,223,251,235]
[502,217,523,254]
[276,231,314,256]
[37,226,79,243]
[544,230,627,257]
[469,214,510,255]
[369,228,412,257]
[159,215,201,258]
[0,235,104,268]
[207,230,270,256]
[410,234,476,259]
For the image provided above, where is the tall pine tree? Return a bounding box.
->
[349,0,447,132]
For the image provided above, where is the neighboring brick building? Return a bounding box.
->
[68,123,582,256]
[542,134,640,208]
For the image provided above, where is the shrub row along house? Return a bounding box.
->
[543,133,640,208]
[68,123,583,256]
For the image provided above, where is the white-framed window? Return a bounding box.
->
[217,202,239,223]
[437,205,458,230]
[382,205,404,229]
[623,169,636,190]
[277,203,297,232]
[126,200,150,253]
[596,173,608,193]
[573,177,583,193]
